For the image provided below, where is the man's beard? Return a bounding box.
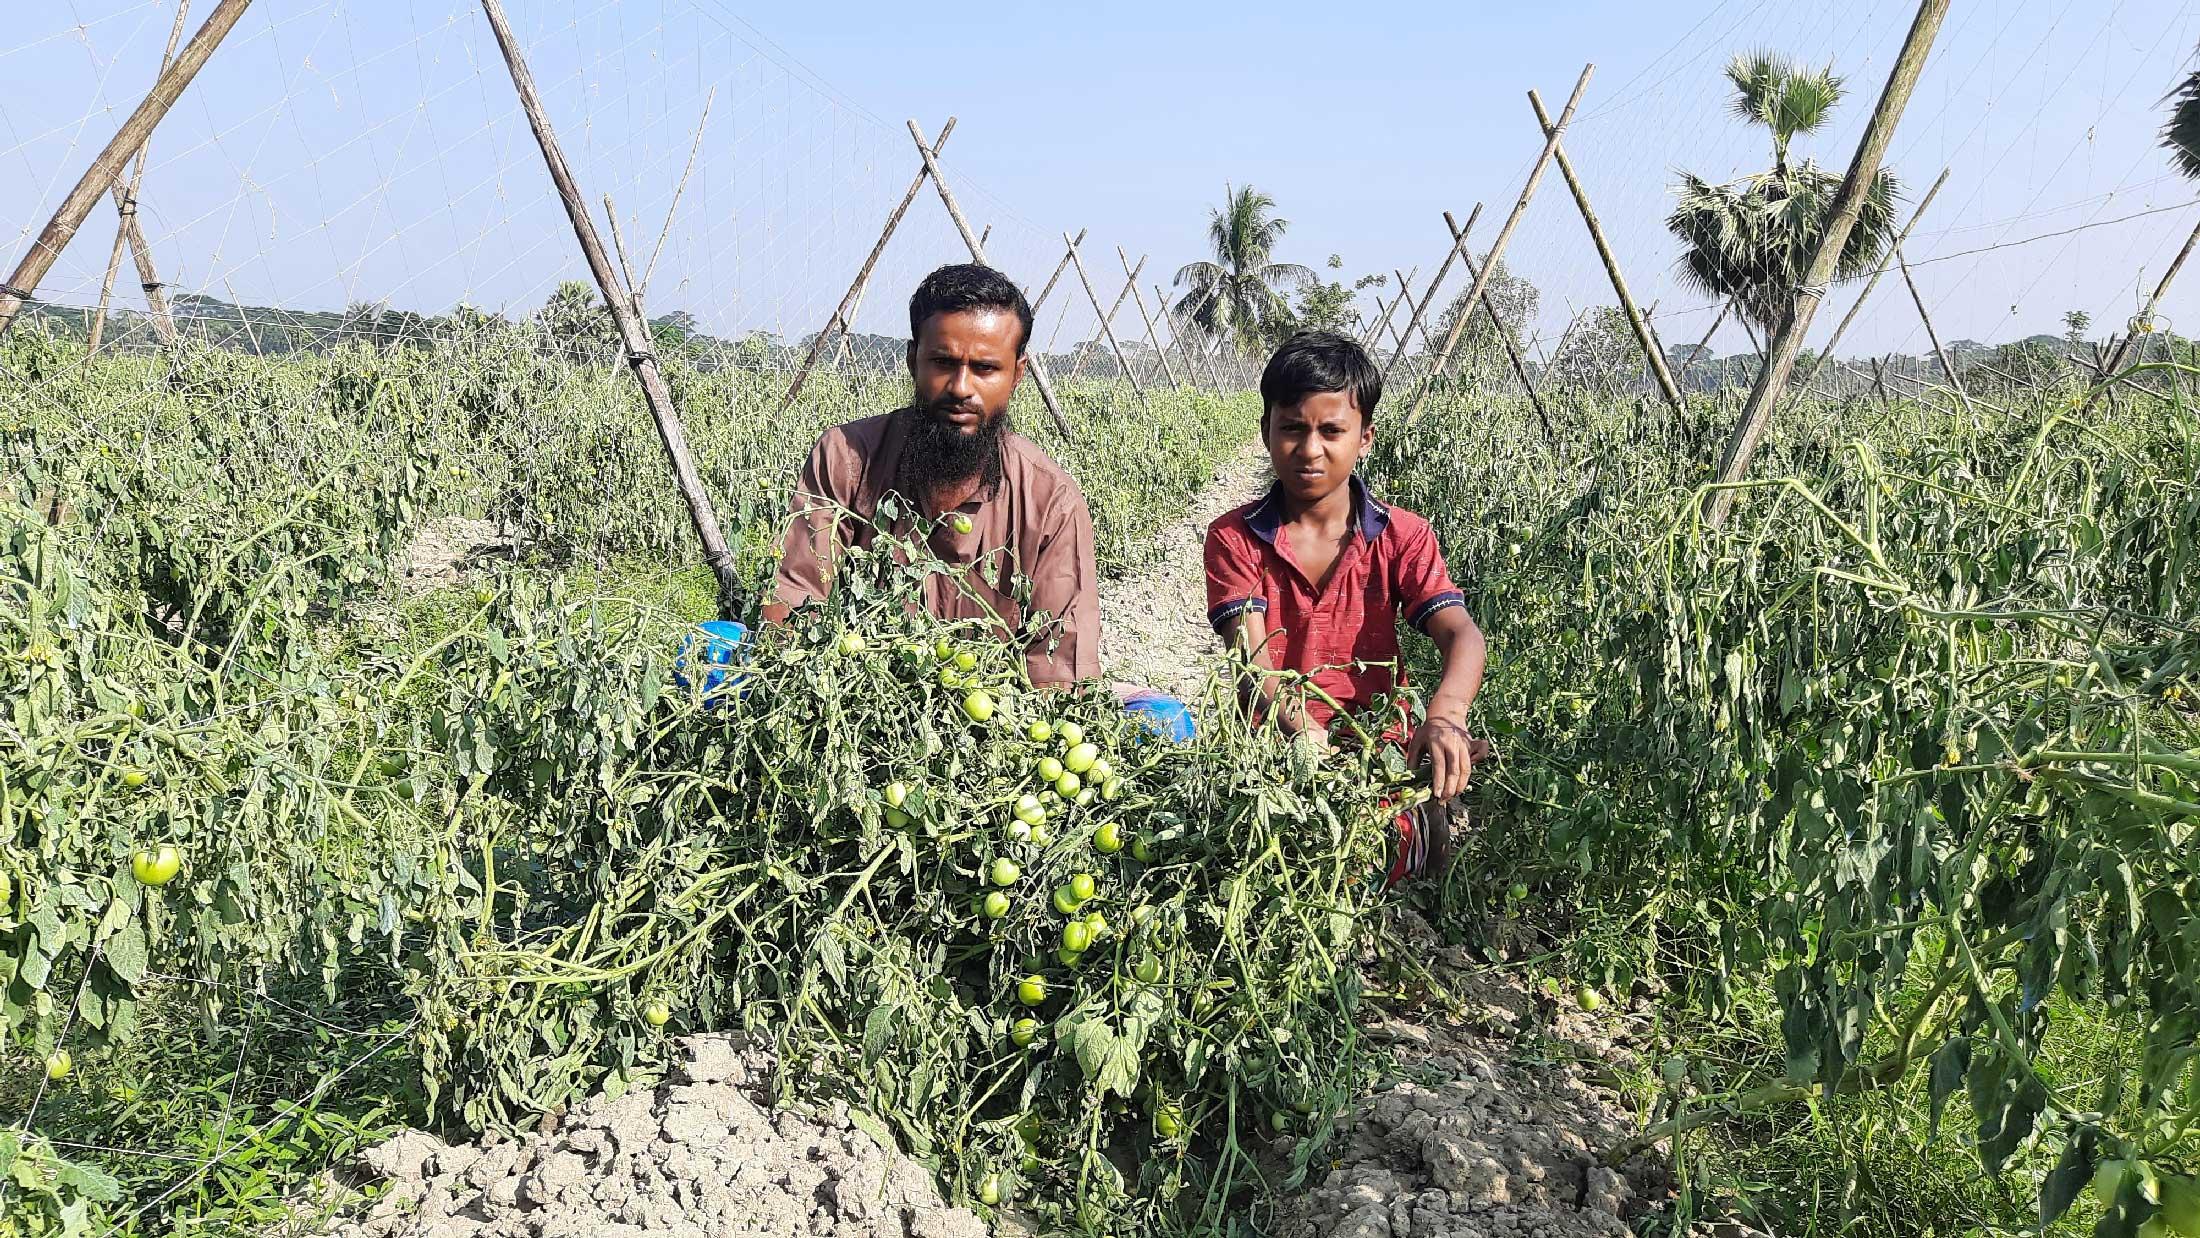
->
[900,400,1008,498]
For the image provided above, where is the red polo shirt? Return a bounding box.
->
[1204,478,1463,728]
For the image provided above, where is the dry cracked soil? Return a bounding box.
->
[347,444,1668,1236]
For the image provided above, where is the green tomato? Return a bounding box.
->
[989,859,1021,887]
[950,512,974,536]
[1014,795,1046,826]
[1037,757,1065,782]
[45,1050,71,1081]
[1270,1110,1290,1133]
[1030,825,1053,847]
[1074,788,1095,806]
[643,1000,672,1027]
[120,769,149,789]
[131,844,182,887]
[1055,946,1085,968]
[1006,820,1033,844]
[937,667,962,689]
[1054,772,1082,797]
[962,690,996,723]
[1009,1018,1039,1048]
[1064,743,1100,774]
[1153,1103,1182,1139]
[1082,910,1109,937]
[934,638,956,663]
[1130,835,1153,862]
[1053,886,1082,916]
[884,781,910,809]
[1017,975,1047,1006]
[1133,956,1161,984]
[1093,822,1123,854]
[983,891,1012,919]
[1508,882,1530,902]
[1101,776,1125,802]
[836,631,867,656]
[1575,986,1603,1013]
[884,806,912,828]
[1026,720,1054,743]
[1069,873,1097,903]
[0,870,12,906]
[1088,758,1112,783]
[977,1172,1002,1205]
[1062,922,1093,953]
[954,651,978,672]
[1057,721,1085,746]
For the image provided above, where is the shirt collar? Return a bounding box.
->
[1246,475,1390,545]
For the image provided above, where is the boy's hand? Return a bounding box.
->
[1406,716,1479,800]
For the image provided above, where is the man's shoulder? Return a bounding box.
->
[1000,430,1087,500]
[815,409,898,454]
[1205,500,1266,550]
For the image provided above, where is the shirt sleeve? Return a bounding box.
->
[1203,519,1268,632]
[1023,487,1100,687]
[772,431,845,612]
[1392,515,1464,633]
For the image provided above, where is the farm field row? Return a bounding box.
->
[3,318,2198,1236]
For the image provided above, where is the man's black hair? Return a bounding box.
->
[908,263,1033,356]
[1259,330,1382,424]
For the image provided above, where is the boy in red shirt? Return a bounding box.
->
[1205,331,1488,885]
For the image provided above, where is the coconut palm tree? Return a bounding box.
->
[2163,65,2200,178]
[1172,186,1316,354]
[1666,53,1899,340]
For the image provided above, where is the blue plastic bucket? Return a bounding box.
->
[673,619,751,706]
[1120,690,1195,743]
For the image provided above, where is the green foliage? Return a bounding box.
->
[1374,375,2199,1234]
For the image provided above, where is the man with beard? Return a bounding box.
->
[766,263,1099,687]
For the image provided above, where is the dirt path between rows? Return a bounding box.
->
[1097,439,1268,699]
[1093,456,1673,1238]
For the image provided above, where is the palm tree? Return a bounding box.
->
[2163,66,2200,178]
[1173,186,1316,354]
[1666,53,1899,340]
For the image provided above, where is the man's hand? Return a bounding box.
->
[1405,716,1479,800]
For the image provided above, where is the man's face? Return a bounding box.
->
[1264,390,1371,506]
[908,308,1027,434]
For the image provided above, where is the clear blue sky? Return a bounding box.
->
[8,0,2199,361]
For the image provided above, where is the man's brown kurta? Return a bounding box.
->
[773,407,1100,686]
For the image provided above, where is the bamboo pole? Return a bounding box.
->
[1530,87,1684,414]
[1119,249,1182,389]
[477,0,738,607]
[1446,209,1551,423]
[1407,64,1594,420]
[89,0,193,355]
[1382,269,1423,355]
[1707,0,1951,527]
[1162,284,1218,390]
[1684,301,1734,389]
[1365,292,1407,355]
[1359,294,1391,349]
[1393,268,1438,354]
[1382,204,1482,380]
[0,0,253,339]
[1030,228,1087,314]
[1800,166,1949,387]
[778,117,956,412]
[2088,213,2200,410]
[1894,243,1972,414]
[1065,234,1147,405]
[907,119,1072,437]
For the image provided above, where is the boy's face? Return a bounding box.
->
[1264,390,1372,507]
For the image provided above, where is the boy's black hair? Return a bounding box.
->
[908,263,1032,356]
[1259,330,1382,425]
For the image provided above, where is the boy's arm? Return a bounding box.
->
[1406,602,1487,800]
[1217,610,1328,744]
